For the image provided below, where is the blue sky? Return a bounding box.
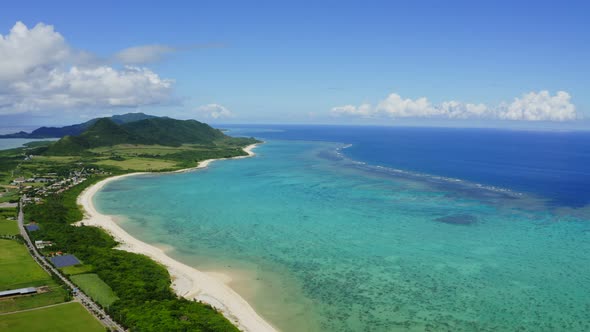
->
[1,1,589,128]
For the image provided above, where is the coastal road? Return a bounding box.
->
[18,195,126,332]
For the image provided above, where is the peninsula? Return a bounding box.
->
[1,113,271,331]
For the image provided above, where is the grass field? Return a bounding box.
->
[95,157,177,171]
[27,155,79,163]
[0,219,18,235]
[0,239,51,290]
[60,264,94,275]
[90,144,196,156]
[0,239,68,313]
[0,284,67,313]
[0,302,104,332]
[70,274,118,307]
[0,208,18,235]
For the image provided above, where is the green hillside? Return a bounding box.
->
[44,117,237,156]
[44,118,136,155]
[81,118,137,147]
[122,117,226,146]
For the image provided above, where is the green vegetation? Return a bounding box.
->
[0,239,51,290]
[60,264,94,275]
[0,115,258,182]
[0,219,18,235]
[95,157,178,171]
[44,117,237,155]
[0,148,23,185]
[0,209,18,235]
[0,114,255,331]
[0,192,19,204]
[0,285,67,314]
[0,239,68,313]
[23,177,241,331]
[0,302,104,332]
[0,112,156,139]
[70,274,118,307]
[90,144,196,155]
[22,141,55,148]
[121,117,225,146]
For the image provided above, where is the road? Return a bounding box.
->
[18,196,126,332]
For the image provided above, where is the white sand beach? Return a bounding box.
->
[76,144,278,332]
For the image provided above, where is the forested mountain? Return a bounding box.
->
[44,117,233,155]
[0,113,156,139]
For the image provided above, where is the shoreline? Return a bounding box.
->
[76,143,278,332]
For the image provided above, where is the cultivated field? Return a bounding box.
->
[0,302,104,332]
[0,239,51,290]
[60,264,94,276]
[89,144,197,156]
[0,239,67,313]
[94,157,177,171]
[0,219,18,236]
[70,274,119,307]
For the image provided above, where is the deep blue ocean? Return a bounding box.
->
[227,125,590,208]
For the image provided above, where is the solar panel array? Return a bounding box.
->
[25,224,40,232]
[50,254,81,268]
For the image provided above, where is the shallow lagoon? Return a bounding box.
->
[96,140,590,331]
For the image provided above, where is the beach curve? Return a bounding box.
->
[76,143,278,332]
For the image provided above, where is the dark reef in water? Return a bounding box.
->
[435,214,477,225]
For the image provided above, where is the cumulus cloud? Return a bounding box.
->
[331,90,577,122]
[0,21,69,81]
[377,93,437,118]
[439,101,489,119]
[500,90,576,121]
[0,21,173,116]
[115,44,176,64]
[331,104,373,117]
[197,103,233,119]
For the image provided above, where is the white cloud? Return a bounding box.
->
[0,21,174,116]
[331,104,373,117]
[115,44,176,64]
[499,90,576,121]
[439,101,489,119]
[376,93,437,117]
[332,91,577,122]
[197,103,233,119]
[0,21,69,81]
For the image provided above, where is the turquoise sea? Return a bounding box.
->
[95,136,590,331]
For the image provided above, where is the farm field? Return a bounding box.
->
[0,219,18,235]
[0,286,67,313]
[0,302,104,332]
[89,143,196,156]
[94,157,177,171]
[0,239,50,290]
[60,264,93,276]
[70,274,118,307]
[0,239,67,313]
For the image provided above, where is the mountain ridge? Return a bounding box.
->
[0,113,157,139]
